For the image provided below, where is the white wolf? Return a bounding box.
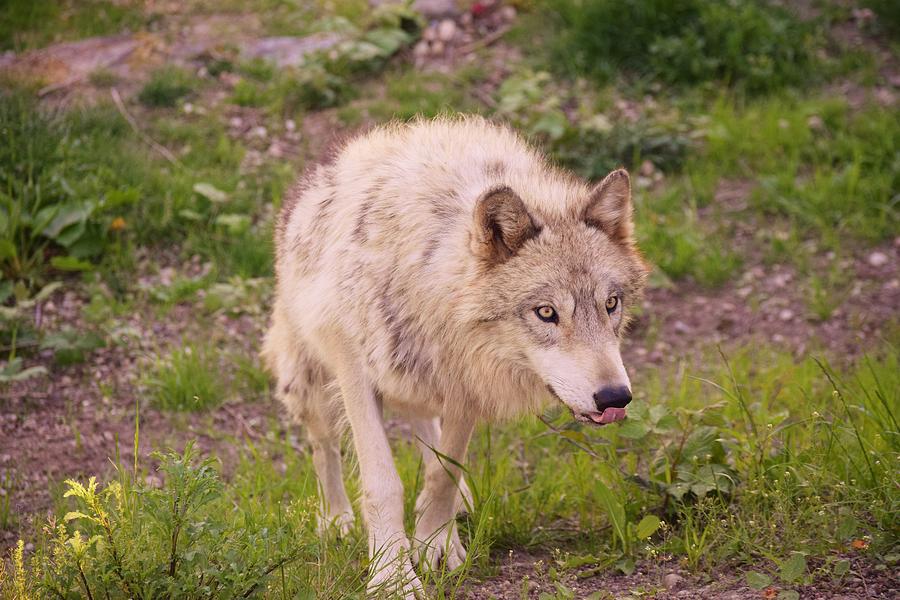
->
[262,116,648,597]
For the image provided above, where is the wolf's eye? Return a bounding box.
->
[605,295,619,314]
[535,305,558,324]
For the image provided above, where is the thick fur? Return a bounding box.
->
[262,116,648,597]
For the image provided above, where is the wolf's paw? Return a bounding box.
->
[413,520,467,572]
[317,510,354,538]
[367,557,423,599]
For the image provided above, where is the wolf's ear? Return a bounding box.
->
[583,169,634,244]
[472,186,538,264]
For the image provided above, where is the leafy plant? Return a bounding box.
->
[30,443,311,598]
[533,0,821,93]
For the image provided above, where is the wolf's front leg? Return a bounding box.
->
[413,416,475,572]
[333,361,422,599]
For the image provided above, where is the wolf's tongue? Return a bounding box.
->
[590,407,627,425]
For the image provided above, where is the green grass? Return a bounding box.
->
[0,0,146,52]
[142,342,226,411]
[5,343,897,597]
[527,0,822,93]
[138,67,196,108]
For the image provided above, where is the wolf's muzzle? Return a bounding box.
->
[593,386,632,412]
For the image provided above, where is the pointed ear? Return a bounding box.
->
[471,186,539,264]
[583,169,634,244]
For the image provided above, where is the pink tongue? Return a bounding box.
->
[590,407,627,424]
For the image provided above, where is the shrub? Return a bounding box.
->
[534,0,821,93]
[20,444,312,599]
[0,92,135,285]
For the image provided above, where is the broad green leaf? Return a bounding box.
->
[64,511,90,522]
[836,515,857,540]
[635,515,661,539]
[363,27,410,55]
[745,571,772,589]
[50,256,93,271]
[594,479,627,549]
[615,556,635,575]
[42,202,90,238]
[779,553,806,583]
[0,239,16,260]
[778,591,800,600]
[616,419,649,439]
[54,220,86,247]
[832,559,850,577]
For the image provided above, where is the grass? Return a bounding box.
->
[528,0,821,93]
[4,343,897,597]
[138,67,196,108]
[0,0,146,52]
[142,343,226,411]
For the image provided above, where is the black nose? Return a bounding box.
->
[593,386,632,412]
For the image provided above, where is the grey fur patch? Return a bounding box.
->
[354,199,372,243]
[483,160,506,178]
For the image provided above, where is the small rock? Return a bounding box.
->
[285,119,296,132]
[413,40,430,57]
[778,308,795,321]
[250,125,268,138]
[429,40,445,56]
[867,251,888,267]
[500,5,517,22]
[229,116,244,129]
[423,25,437,41]
[437,19,457,42]
[673,320,690,334]
[663,573,684,590]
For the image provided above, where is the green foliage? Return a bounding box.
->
[534,0,821,92]
[28,443,312,598]
[695,97,899,245]
[863,0,900,35]
[0,0,146,51]
[1,94,98,282]
[142,343,226,411]
[138,67,195,108]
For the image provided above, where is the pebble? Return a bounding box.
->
[437,19,457,42]
[663,573,684,590]
[429,40,445,56]
[867,251,888,267]
[413,40,429,57]
[779,308,795,321]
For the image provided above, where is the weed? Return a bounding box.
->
[142,342,226,411]
[532,0,821,93]
[138,67,195,108]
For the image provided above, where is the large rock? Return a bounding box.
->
[240,33,343,68]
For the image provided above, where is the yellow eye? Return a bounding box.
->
[605,295,619,313]
[535,305,558,323]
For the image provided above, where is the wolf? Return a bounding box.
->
[262,116,648,597]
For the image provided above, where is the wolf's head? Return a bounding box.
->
[469,169,649,425]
